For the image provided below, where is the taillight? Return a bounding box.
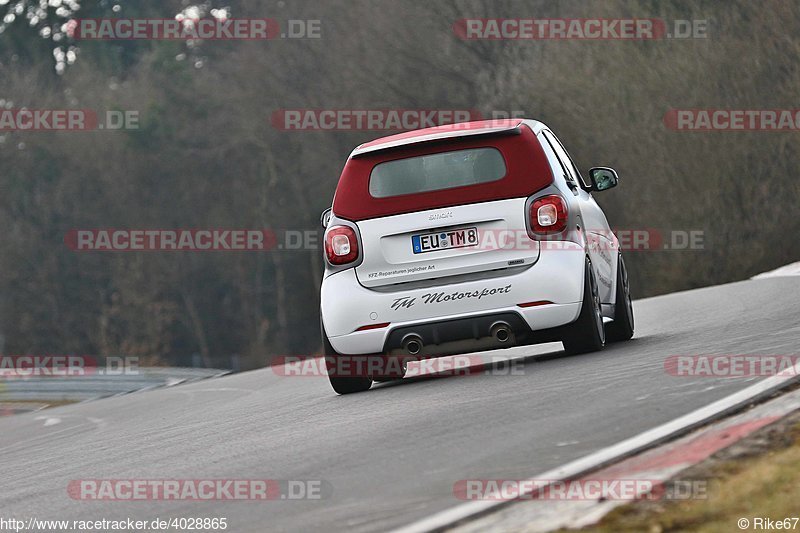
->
[325,225,359,265]
[530,195,568,234]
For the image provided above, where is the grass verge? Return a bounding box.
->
[569,413,800,532]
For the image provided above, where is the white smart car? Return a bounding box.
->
[320,119,634,394]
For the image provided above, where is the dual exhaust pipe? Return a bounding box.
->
[400,321,513,355]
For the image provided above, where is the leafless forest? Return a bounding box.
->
[1,0,798,369]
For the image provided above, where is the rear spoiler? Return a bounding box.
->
[350,122,523,158]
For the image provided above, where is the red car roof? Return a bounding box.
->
[333,122,554,221]
[354,119,524,154]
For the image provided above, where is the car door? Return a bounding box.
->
[541,130,617,303]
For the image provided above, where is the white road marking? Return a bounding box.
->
[393,357,800,533]
[34,416,61,427]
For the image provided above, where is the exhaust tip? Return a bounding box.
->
[490,322,512,343]
[402,334,423,355]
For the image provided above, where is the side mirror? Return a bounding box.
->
[588,167,619,192]
[320,208,332,228]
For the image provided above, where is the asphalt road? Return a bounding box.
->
[1,277,798,532]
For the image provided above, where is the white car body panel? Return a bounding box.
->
[322,241,585,353]
[355,198,539,288]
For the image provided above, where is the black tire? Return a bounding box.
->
[562,258,606,355]
[606,254,635,342]
[321,319,372,394]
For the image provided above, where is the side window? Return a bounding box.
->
[539,133,574,182]
[543,130,588,188]
[540,130,577,187]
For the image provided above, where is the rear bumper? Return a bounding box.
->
[321,241,586,355]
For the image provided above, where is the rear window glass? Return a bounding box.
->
[368,147,506,198]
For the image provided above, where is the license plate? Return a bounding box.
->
[412,227,478,254]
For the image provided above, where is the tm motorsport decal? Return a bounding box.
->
[390,284,512,311]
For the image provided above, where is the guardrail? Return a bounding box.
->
[0,367,229,414]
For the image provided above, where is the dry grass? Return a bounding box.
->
[572,422,800,532]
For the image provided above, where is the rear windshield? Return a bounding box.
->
[368,147,506,198]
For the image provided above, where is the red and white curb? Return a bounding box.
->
[452,388,800,532]
[393,362,800,533]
